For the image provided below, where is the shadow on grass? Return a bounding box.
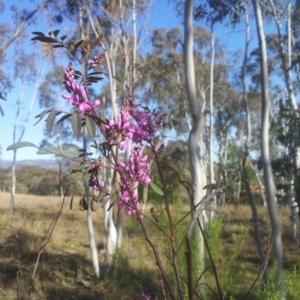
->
[0,227,162,299]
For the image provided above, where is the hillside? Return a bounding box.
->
[0,159,58,169]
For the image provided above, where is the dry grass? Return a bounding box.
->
[0,192,162,300]
[0,192,300,299]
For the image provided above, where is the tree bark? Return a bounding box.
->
[252,0,285,298]
[184,0,206,286]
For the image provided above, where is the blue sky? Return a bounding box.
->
[0,0,269,162]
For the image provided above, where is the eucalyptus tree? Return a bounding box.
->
[9,45,47,215]
[252,0,285,297]
[138,27,190,133]
[192,0,247,219]
[0,0,51,116]
[264,0,300,243]
[0,0,59,212]
[239,7,268,283]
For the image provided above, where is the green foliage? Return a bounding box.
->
[257,264,300,300]
[71,114,82,136]
[285,266,300,299]
[86,116,96,137]
[147,140,190,205]
[205,217,248,297]
[6,141,37,151]
[149,182,163,196]
[206,217,223,264]
[0,163,83,196]
[257,262,281,300]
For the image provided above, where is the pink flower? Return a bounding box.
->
[118,147,151,215]
[79,99,100,113]
[141,291,151,300]
[62,94,80,106]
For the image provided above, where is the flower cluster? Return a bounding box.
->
[105,97,136,150]
[62,62,100,113]
[118,147,151,215]
[87,52,105,69]
[105,97,165,151]
[132,108,165,143]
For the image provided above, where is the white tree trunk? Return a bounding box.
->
[85,186,100,277]
[86,10,119,260]
[252,0,285,297]
[184,0,207,281]
[83,135,100,277]
[209,28,216,219]
[78,9,100,276]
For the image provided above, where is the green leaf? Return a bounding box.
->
[150,182,164,196]
[61,150,78,158]
[7,142,37,151]
[86,116,96,137]
[31,36,58,43]
[37,147,77,159]
[72,114,82,136]
[86,115,102,127]
[57,113,72,124]
[53,29,60,37]
[74,70,82,77]
[34,109,51,126]
[46,110,57,131]
[32,31,45,36]
[53,44,65,48]
[60,35,67,41]
[88,71,103,76]
[37,146,61,155]
[87,76,103,82]
[99,112,107,123]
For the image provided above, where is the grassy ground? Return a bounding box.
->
[0,192,299,299]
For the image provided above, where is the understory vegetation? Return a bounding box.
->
[0,192,299,300]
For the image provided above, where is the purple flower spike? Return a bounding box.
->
[118,147,151,215]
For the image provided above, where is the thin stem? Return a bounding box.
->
[116,164,177,300]
[152,144,183,298]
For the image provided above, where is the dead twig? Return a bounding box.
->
[0,233,17,250]
[28,189,67,296]
[243,229,273,300]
